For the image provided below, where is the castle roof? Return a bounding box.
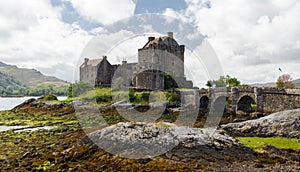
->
[80,58,103,68]
[142,36,180,49]
[87,59,102,66]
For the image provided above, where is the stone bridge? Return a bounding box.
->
[196,87,300,114]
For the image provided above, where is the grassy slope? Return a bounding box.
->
[237,137,300,153]
[0,72,26,90]
[0,61,68,87]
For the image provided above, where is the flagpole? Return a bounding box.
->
[279,67,283,76]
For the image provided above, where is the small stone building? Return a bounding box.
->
[80,32,193,90]
[80,56,118,87]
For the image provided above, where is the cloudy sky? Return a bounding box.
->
[0,0,300,87]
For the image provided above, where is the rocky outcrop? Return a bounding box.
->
[12,97,74,114]
[222,109,300,138]
[84,122,255,164]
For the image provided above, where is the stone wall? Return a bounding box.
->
[135,70,164,90]
[80,65,97,85]
[263,93,300,113]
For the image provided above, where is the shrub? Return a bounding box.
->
[165,91,180,102]
[134,91,151,103]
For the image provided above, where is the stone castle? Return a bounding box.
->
[80,32,193,90]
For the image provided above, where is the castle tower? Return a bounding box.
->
[135,32,186,90]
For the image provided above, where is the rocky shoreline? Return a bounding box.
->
[0,97,299,171]
[222,109,300,138]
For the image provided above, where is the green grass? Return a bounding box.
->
[71,87,180,105]
[237,137,300,153]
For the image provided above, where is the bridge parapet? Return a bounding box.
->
[261,87,286,94]
[285,89,300,95]
[235,86,255,93]
[199,88,208,94]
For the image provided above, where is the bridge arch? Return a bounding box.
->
[199,96,209,109]
[237,95,256,113]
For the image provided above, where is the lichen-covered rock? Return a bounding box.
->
[222,109,300,138]
[12,98,74,114]
[84,122,255,162]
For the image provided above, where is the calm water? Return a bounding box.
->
[0,96,67,111]
[0,126,58,132]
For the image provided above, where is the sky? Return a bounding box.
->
[0,0,300,87]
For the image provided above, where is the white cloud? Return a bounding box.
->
[0,0,61,39]
[68,0,136,25]
[0,0,92,82]
[178,0,300,84]
[1,0,300,87]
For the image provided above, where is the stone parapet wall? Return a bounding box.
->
[261,87,286,94]
[286,89,300,95]
[235,86,254,92]
[263,93,300,113]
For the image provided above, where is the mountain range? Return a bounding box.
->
[0,61,68,96]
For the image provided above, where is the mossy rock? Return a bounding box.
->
[39,94,58,101]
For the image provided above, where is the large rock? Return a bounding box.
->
[84,122,255,163]
[222,109,300,138]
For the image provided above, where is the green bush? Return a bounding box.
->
[165,91,180,102]
[74,88,182,105]
[134,91,151,103]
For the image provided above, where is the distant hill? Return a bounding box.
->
[0,61,68,96]
[294,79,300,88]
[0,71,27,95]
[0,61,67,87]
[251,79,300,88]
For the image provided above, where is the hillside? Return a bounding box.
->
[0,61,67,87]
[294,79,300,88]
[0,61,68,96]
[0,72,27,95]
[251,79,300,88]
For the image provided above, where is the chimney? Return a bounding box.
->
[84,58,89,66]
[122,58,127,65]
[103,56,107,60]
[148,37,155,42]
[167,32,173,39]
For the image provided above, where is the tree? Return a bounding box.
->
[276,74,295,89]
[206,75,241,87]
[206,81,212,87]
[225,75,241,87]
